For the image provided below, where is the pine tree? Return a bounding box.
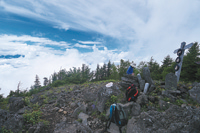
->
[43,77,48,86]
[52,72,57,82]
[95,64,100,81]
[181,42,200,82]
[34,75,41,88]
[102,63,107,80]
[109,63,119,80]
[147,57,162,80]
[161,55,173,71]
[107,60,112,79]
[118,59,130,78]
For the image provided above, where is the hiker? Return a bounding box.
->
[127,62,136,76]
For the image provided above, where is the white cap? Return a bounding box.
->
[130,63,136,68]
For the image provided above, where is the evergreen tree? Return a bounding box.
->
[95,64,100,81]
[147,57,162,80]
[107,60,112,78]
[34,75,41,88]
[52,72,57,82]
[109,63,119,80]
[118,59,130,79]
[43,77,48,86]
[161,55,173,72]
[58,69,66,80]
[81,64,91,83]
[181,42,200,82]
[102,63,107,80]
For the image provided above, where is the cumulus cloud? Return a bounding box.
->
[0,34,127,97]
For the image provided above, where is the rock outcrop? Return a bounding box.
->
[165,73,177,90]
[189,83,200,104]
[0,74,200,133]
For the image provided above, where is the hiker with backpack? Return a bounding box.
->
[127,62,136,76]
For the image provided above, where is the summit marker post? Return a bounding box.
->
[174,42,194,83]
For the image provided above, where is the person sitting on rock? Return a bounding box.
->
[127,62,136,76]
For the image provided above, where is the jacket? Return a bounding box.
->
[127,66,134,74]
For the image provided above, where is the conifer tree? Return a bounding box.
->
[107,60,112,78]
[102,63,107,80]
[181,42,200,82]
[110,63,119,80]
[34,75,41,88]
[161,55,173,71]
[147,57,162,80]
[43,77,48,86]
[95,64,100,81]
[118,59,130,79]
[52,72,57,82]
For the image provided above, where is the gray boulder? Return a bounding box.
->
[189,83,200,104]
[96,83,121,113]
[9,97,25,112]
[72,104,87,118]
[126,105,200,133]
[139,80,145,91]
[117,102,134,117]
[165,73,177,90]
[83,92,97,102]
[161,90,176,102]
[159,99,169,110]
[54,118,92,133]
[131,102,141,116]
[28,122,47,133]
[0,109,24,133]
[147,84,156,94]
[142,67,154,86]
[78,112,89,126]
[119,75,139,89]
[107,122,126,133]
[30,94,43,106]
[136,94,148,106]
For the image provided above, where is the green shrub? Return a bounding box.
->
[77,119,82,123]
[0,98,9,110]
[51,80,65,87]
[175,99,184,106]
[23,110,42,125]
[0,126,13,133]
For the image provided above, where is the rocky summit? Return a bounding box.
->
[0,72,200,132]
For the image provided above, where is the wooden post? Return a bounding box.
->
[174,42,194,83]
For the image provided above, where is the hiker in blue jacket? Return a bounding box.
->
[127,62,136,76]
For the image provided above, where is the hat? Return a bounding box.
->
[130,63,136,68]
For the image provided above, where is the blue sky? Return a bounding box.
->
[1,0,200,97]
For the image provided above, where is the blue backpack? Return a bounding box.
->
[104,103,128,133]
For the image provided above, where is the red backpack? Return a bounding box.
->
[126,84,138,102]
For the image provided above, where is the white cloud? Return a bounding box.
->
[0,34,127,97]
[1,0,200,65]
[74,43,92,49]
[78,41,101,45]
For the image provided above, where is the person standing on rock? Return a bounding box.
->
[127,62,136,76]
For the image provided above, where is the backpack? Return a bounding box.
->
[126,84,138,102]
[103,103,128,133]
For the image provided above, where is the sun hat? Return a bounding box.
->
[130,63,136,68]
